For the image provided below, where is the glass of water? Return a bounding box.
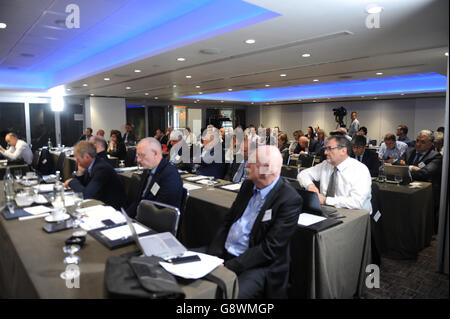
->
[394,174,403,185]
[207,176,215,190]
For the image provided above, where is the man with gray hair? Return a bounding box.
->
[298,135,372,212]
[126,137,183,218]
[208,145,303,298]
[64,141,126,209]
[89,135,108,160]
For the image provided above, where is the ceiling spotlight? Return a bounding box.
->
[145,93,149,96]
[154,97,159,100]
[82,83,88,87]
[173,84,177,88]
[125,86,131,90]
[177,57,186,61]
[134,69,141,73]
[280,74,287,77]
[265,84,270,87]
[104,77,110,81]
[313,79,319,82]
[90,93,95,96]
[195,85,201,88]
[220,101,224,103]
[445,52,449,56]
[365,4,383,14]
[185,75,192,79]
[245,39,256,44]
[228,89,233,91]
[199,92,203,94]
[66,88,71,91]
[301,53,311,57]
[0,23,7,29]
[376,72,383,75]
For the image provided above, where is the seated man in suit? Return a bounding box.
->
[193,130,227,179]
[298,135,372,212]
[168,130,193,172]
[89,135,108,160]
[208,145,303,299]
[0,132,33,165]
[398,130,442,229]
[126,137,183,218]
[224,138,250,183]
[351,135,380,177]
[78,128,93,141]
[64,141,126,210]
[123,123,137,146]
[293,136,321,155]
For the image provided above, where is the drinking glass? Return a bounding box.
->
[60,245,81,280]
[377,174,386,183]
[119,160,125,168]
[207,176,214,191]
[394,175,403,185]
[14,170,22,182]
[6,201,15,215]
[72,192,84,228]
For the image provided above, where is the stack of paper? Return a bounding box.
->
[23,205,53,215]
[159,251,224,279]
[184,176,208,182]
[100,223,149,241]
[298,213,326,226]
[183,183,202,191]
[221,183,242,191]
[77,205,126,231]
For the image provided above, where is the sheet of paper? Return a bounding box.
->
[298,213,326,226]
[221,183,242,191]
[183,183,202,191]
[195,179,218,185]
[100,223,149,241]
[24,205,53,215]
[78,205,126,231]
[159,251,224,279]
[184,175,208,181]
[34,184,55,193]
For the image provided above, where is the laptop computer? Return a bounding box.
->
[120,208,187,259]
[384,164,412,184]
[298,189,339,217]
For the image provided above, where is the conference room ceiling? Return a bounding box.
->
[0,0,448,104]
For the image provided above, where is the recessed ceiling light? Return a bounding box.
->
[134,69,141,73]
[177,57,186,61]
[280,74,287,77]
[82,83,88,87]
[445,52,449,56]
[195,85,201,88]
[301,53,311,57]
[154,97,158,99]
[199,92,203,94]
[125,86,131,90]
[228,89,233,91]
[265,84,270,87]
[0,23,7,29]
[313,79,319,82]
[376,72,383,75]
[90,94,95,96]
[245,39,256,44]
[221,101,224,103]
[104,77,110,81]
[173,85,177,88]
[366,4,383,14]
[185,75,192,79]
[66,88,71,91]
[400,93,405,95]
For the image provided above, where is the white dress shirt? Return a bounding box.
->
[298,157,372,213]
[0,139,33,165]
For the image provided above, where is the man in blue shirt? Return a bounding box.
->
[208,145,303,298]
[378,133,408,163]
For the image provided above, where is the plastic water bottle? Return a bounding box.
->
[378,160,385,182]
[48,138,52,148]
[4,166,15,202]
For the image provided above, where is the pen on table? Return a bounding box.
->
[19,213,50,221]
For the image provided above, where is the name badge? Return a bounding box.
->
[262,209,272,222]
[418,162,426,169]
[151,182,160,196]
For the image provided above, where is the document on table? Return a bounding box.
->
[23,205,53,215]
[78,205,126,231]
[221,183,242,191]
[34,184,55,193]
[183,183,202,191]
[159,251,224,279]
[195,179,218,185]
[298,213,326,226]
[184,175,208,181]
[100,223,149,241]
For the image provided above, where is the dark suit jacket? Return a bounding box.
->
[96,150,108,160]
[293,138,321,155]
[78,134,93,142]
[107,141,127,161]
[351,149,381,177]
[194,145,227,179]
[126,158,183,218]
[207,178,303,298]
[123,131,136,145]
[68,157,126,210]
[279,144,290,165]
[400,147,442,185]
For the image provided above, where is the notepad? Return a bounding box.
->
[24,205,53,215]
[159,251,224,279]
[183,183,202,191]
[221,183,242,191]
[100,223,149,241]
[298,213,326,226]
[185,175,208,181]
[34,184,55,193]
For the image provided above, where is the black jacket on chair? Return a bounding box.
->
[68,157,126,210]
[126,158,183,218]
[207,177,303,298]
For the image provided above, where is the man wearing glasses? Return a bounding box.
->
[378,133,408,163]
[297,135,372,212]
[126,137,183,218]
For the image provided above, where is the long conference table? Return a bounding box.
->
[119,172,372,299]
[0,181,238,299]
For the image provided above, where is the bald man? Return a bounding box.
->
[0,132,33,165]
[208,145,303,299]
[126,137,183,218]
[294,135,321,155]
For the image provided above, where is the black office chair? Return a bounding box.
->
[125,148,136,167]
[31,150,41,171]
[136,200,181,236]
[55,151,66,173]
[176,187,190,239]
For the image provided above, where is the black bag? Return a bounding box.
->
[104,253,185,299]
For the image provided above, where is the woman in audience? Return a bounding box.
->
[306,126,316,139]
[278,133,290,165]
[316,129,327,148]
[107,130,126,161]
